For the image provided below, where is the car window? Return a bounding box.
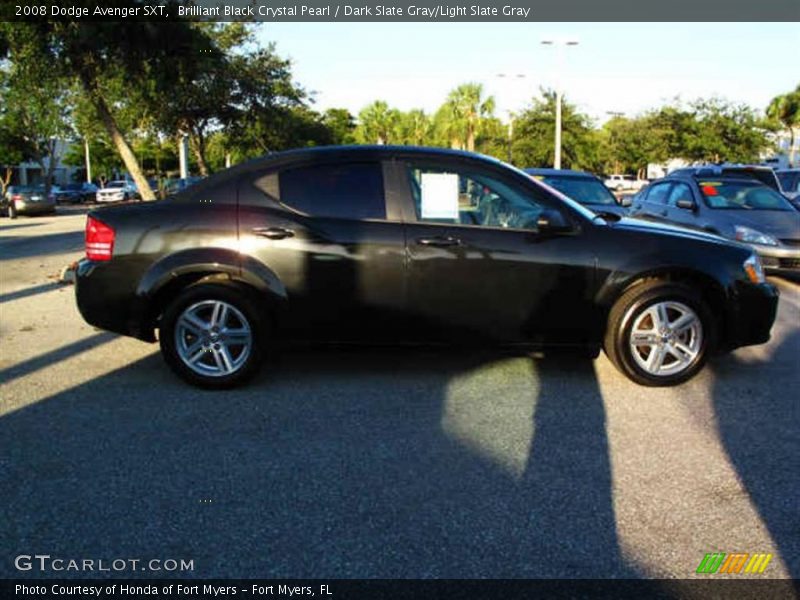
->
[540,176,617,206]
[698,180,794,211]
[645,183,672,205]
[279,162,385,220]
[407,163,546,230]
[665,182,693,207]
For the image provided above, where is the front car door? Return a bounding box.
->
[396,155,598,347]
[633,181,673,222]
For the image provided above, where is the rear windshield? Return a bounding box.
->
[539,176,618,206]
[698,180,794,211]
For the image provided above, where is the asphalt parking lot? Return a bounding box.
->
[1,209,798,580]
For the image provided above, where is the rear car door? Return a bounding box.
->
[399,157,598,345]
[238,160,407,342]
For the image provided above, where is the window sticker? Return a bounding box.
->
[420,173,459,219]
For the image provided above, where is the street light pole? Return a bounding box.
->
[496,73,526,165]
[541,39,579,170]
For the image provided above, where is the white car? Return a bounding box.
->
[604,174,647,192]
[96,180,138,203]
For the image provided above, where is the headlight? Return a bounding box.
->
[734,225,779,246]
[743,254,766,284]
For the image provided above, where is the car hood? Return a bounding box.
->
[718,210,800,240]
[585,203,628,217]
[610,216,746,248]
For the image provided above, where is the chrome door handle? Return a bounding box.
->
[417,236,461,247]
[253,227,294,240]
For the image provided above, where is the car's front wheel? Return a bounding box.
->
[604,281,714,386]
[160,284,266,388]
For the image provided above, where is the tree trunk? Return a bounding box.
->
[189,133,210,177]
[78,72,155,201]
[1,167,11,197]
[790,128,797,167]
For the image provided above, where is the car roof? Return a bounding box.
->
[523,168,597,178]
[175,145,519,196]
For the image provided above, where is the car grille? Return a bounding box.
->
[779,258,800,270]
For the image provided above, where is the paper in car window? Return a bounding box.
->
[420,173,459,219]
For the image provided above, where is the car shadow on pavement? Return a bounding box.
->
[0,281,65,305]
[0,231,84,262]
[0,347,651,581]
[0,332,117,386]
[711,331,800,580]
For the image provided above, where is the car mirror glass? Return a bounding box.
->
[619,196,632,207]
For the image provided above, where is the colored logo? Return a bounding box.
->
[696,552,773,574]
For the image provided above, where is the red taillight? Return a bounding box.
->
[85,216,115,261]
[11,194,22,201]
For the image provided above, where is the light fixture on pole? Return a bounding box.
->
[541,39,579,170]
[496,73,527,164]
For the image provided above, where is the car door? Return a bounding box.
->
[632,181,672,222]
[663,181,700,228]
[399,157,597,345]
[238,160,407,342]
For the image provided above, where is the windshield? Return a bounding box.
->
[777,171,799,192]
[106,182,126,188]
[540,176,617,206]
[699,180,794,211]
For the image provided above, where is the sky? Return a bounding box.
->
[257,22,799,123]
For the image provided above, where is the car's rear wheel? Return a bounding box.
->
[160,284,265,388]
[604,281,714,386]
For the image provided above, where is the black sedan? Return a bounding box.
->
[75,146,778,388]
[525,168,630,217]
[629,173,800,276]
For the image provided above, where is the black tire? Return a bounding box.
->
[159,283,267,389]
[8,201,17,219]
[603,280,715,386]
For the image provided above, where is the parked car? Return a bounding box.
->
[776,168,800,207]
[2,184,57,218]
[630,173,800,276]
[96,180,138,203]
[75,146,778,389]
[54,182,99,204]
[604,174,647,192]
[526,168,629,217]
[162,176,203,197]
[668,165,782,192]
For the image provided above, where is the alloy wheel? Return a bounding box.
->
[174,300,253,377]
[628,301,703,377]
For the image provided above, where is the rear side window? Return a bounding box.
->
[279,162,385,220]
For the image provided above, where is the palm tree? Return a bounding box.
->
[357,101,399,145]
[442,83,496,152]
[767,85,800,166]
[398,109,431,145]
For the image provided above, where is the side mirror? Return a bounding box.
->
[619,196,632,207]
[676,198,696,211]
[536,209,571,232]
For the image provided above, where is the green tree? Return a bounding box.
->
[0,30,71,195]
[395,109,431,146]
[512,89,597,170]
[440,83,495,152]
[322,108,357,145]
[766,84,800,166]
[356,101,400,144]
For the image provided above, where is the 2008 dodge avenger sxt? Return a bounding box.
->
[75,146,778,388]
